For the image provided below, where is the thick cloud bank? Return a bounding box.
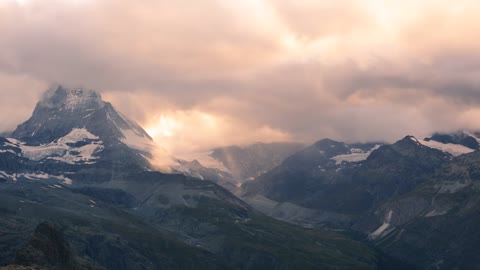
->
[1,0,480,153]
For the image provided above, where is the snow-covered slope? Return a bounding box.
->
[419,139,474,157]
[13,128,104,164]
[0,170,72,185]
[369,210,394,239]
[331,145,382,165]
[420,131,480,156]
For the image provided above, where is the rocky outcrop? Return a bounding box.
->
[13,222,104,270]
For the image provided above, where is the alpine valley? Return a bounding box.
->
[0,86,477,270]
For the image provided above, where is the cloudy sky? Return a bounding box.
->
[1,0,480,154]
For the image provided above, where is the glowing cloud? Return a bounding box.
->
[2,0,480,153]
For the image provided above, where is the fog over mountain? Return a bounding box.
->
[2,0,480,154]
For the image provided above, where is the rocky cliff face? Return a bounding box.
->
[364,150,480,269]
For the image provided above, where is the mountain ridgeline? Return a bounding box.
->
[239,133,480,269]
[0,87,406,270]
[1,86,479,269]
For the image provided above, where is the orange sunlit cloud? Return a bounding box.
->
[143,110,290,155]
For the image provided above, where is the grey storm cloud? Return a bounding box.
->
[1,0,480,153]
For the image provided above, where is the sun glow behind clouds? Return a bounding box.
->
[143,110,290,155]
[144,111,224,154]
[4,0,480,151]
[146,116,178,138]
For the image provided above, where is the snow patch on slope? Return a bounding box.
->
[105,109,154,152]
[120,128,154,152]
[0,149,17,154]
[58,128,99,143]
[22,172,72,185]
[408,136,422,145]
[419,139,474,157]
[18,128,104,164]
[0,171,16,181]
[464,131,480,143]
[370,210,394,239]
[425,208,450,217]
[371,223,390,238]
[0,171,72,184]
[332,145,381,165]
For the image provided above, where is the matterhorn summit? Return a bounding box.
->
[0,86,176,181]
[13,86,152,145]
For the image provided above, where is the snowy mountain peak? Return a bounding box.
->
[395,135,423,147]
[39,86,104,112]
[405,135,420,143]
[12,86,147,144]
[10,86,176,173]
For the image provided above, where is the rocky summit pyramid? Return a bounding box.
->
[1,86,175,179]
[13,86,153,147]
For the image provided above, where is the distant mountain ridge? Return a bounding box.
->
[237,133,480,270]
[241,136,452,223]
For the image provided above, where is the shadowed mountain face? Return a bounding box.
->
[241,137,451,227]
[365,151,480,269]
[239,134,480,270]
[0,87,400,270]
[0,182,226,270]
[13,222,105,270]
[242,136,452,223]
[242,137,450,213]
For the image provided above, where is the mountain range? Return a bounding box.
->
[238,133,480,269]
[2,86,480,269]
[0,86,409,270]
